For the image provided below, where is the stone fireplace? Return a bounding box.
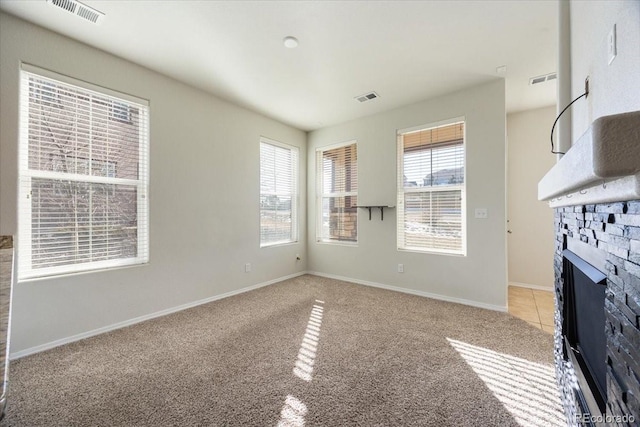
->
[554,203,639,425]
[539,111,640,425]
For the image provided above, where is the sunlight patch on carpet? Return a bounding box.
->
[293,301,324,382]
[447,338,565,427]
[277,395,308,427]
[277,300,325,427]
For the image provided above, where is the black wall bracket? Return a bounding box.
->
[356,206,395,221]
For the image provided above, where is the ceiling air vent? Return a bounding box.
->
[47,0,105,24]
[529,72,557,86]
[355,91,380,103]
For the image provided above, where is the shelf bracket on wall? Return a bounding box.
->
[356,206,395,221]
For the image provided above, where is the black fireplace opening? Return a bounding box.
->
[562,249,607,416]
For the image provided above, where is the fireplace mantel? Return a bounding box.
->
[538,111,640,208]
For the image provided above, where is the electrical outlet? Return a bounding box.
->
[608,24,617,65]
[584,76,589,98]
[245,263,251,273]
[398,264,404,273]
[474,208,488,219]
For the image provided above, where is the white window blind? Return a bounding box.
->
[260,138,298,247]
[317,142,358,243]
[397,120,465,255]
[18,66,149,280]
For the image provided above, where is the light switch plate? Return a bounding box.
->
[608,24,617,65]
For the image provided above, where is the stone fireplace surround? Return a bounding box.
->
[539,111,640,425]
[554,201,640,426]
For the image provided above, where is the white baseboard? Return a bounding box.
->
[509,281,554,292]
[308,271,507,312]
[11,270,509,359]
[10,271,306,360]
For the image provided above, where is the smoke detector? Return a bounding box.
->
[47,0,105,24]
[529,72,557,86]
[283,36,299,48]
[355,91,380,103]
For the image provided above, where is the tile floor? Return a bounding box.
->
[508,286,555,334]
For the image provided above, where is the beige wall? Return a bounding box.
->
[307,80,508,310]
[507,106,556,289]
[1,10,513,355]
[0,13,307,355]
[570,0,640,144]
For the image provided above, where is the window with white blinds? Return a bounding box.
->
[18,65,149,280]
[260,138,298,247]
[317,142,358,243]
[397,119,465,255]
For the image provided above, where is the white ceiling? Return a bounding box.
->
[0,0,558,131]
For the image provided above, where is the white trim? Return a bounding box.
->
[10,271,306,360]
[259,137,299,247]
[308,271,507,312]
[17,67,150,281]
[320,191,358,198]
[21,169,142,186]
[314,139,357,153]
[18,76,32,273]
[10,271,511,359]
[397,116,465,136]
[397,246,466,257]
[547,174,640,208]
[396,118,467,256]
[314,240,358,247]
[508,281,554,291]
[19,261,148,283]
[21,63,149,106]
[260,136,295,151]
[316,140,358,245]
[402,184,462,194]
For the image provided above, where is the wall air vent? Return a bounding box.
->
[47,0,105,24]
[355,91,380,103]
[529,72,557,86]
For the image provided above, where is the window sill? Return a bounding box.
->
[260,240,299,249]
[316,240,358,248]
[397,247,466,257]
[18,260,149,283]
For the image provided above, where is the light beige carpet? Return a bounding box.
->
[0,275,565,426]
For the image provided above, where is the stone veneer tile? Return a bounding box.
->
[616,214,640,227]
[555,201,640,426]
[628,227,640,241]
[627,201,640,214]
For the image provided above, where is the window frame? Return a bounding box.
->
[18,64,150,281]
[259,137,299,248]
[396,117,467,256]
[316,140,358,245]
